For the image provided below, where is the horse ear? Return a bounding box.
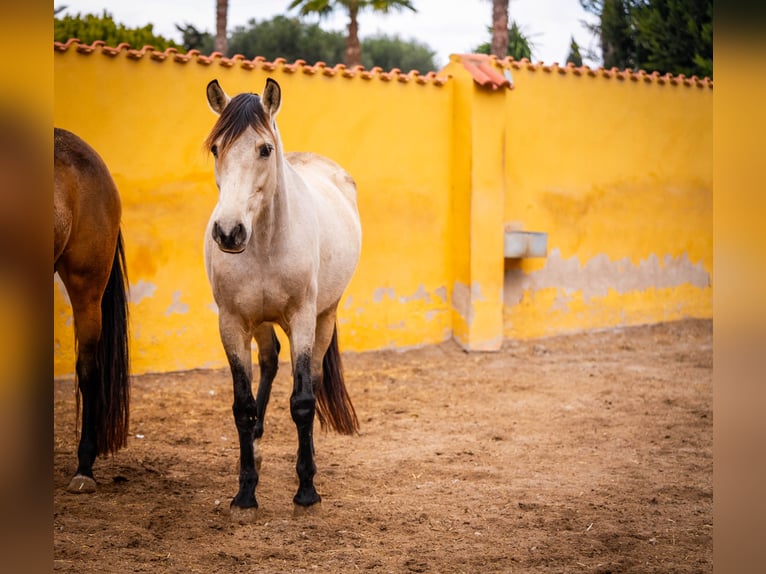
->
[262,78,282,118]
[206,79,231,115]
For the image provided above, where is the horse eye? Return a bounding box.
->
[211,144,218,158]
[259,144,272,158]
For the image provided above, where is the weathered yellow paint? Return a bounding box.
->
[497,61,713,339]
[53,46,712,376]
[54,48,454,376]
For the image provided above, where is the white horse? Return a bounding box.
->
[203,78,361,514]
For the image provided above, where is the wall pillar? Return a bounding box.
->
[447,55,508,351]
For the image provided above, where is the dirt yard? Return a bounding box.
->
[53,319,712,573]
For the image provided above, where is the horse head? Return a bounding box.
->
[205,78,283,253]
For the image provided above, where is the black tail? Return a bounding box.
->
[95,230,131,455]
[315,326,359,435]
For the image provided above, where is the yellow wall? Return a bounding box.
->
[54,45,454,376]
[498,60,713,338]
[53,46,712,377]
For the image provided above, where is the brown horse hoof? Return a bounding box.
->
[229,505,260,524]
[67,475,96,494]
[293,501,322,517]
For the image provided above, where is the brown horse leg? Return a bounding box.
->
[67,292,104,493]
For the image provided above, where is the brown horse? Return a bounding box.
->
[54,128,130,493]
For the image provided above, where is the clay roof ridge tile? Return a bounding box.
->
[52,41,451,86]
[54,38,81,51]
[283,58,306,73]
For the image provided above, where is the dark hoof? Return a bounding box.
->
[230,505,260,524]
[67,474,96,494]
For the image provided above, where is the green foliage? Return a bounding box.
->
[228,16,345,64]
[579,0,713,77]
[225,16,436,71]
[288,0,416,17]
[54,10,181,50]
[632,0,713,78]
[175,23,215,54]
[566,36,583,66]
[599,0,636,69]
[475,21,535,61]
[360,35,436,73]
[288,1,417,66]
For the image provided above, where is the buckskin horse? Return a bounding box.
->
[203,78,361,517]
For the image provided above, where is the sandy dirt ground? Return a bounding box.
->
[53,319,712,573]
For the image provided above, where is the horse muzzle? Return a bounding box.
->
[212,221,248,253]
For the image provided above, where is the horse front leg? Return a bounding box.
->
[287,308,321,509]
[252,323,281,472]
[219,313,259,512]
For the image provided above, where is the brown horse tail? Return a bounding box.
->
[315,325,359,435]
[95,229,131,455]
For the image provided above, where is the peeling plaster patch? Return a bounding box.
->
[400,284,431,304]
[452,281,472,325]
[130,280,157,304]
[452,281,487,325]
[387,321,406,330]
[552,290,574,312]
[373,287,396,303]
[434,286,448,303]
[344,295,353,309]
[166,290,189,315]
[207,301,219,314]
[471,282,485,301]
[505,248,711,305]
[424,310,439,322]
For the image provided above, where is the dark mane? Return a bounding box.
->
[204,93,273,156]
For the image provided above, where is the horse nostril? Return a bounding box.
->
[212,221,246,252]
[233,223,246,244]
[212,222,223,243]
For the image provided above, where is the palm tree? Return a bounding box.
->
[215,0,228,55]
[490,0,509,58]
[289,0,415,68]
[475,21,535,62]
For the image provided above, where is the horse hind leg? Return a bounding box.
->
[66,293,104,494]
[63,235,130,494]
[312,306,358,435]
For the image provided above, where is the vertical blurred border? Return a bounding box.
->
[0,1,52,573]
[714,2,766,572]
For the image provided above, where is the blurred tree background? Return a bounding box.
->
[54,9,181,50]
[287,0,416,67]
[474,21,536,61]
[54,1,712,77]
[580,0,713,77]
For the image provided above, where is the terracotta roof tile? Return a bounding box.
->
[453,54,512,90]
[53,40,448,87]
[500,56,711,89]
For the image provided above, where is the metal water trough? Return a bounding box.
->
[504,231,548,258]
